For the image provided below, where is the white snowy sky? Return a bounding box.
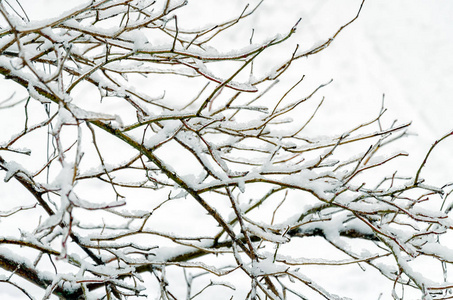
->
[9,0,453,145]
[294,0,453,184]
[172,0,453,184]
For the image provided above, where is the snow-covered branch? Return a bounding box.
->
[1,0,452,299]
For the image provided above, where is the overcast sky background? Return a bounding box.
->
[165,0,453,184]
[8,0,453,182]
[1,1,452,299]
